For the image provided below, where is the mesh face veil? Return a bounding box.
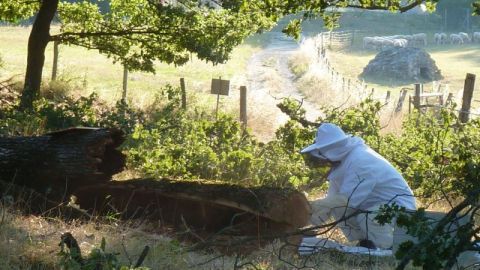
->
[309,149,328,160]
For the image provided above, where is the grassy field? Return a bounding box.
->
[0,26,270,109]
[295,9,480,107]
[326,44,480,98]
[1,14,477,269]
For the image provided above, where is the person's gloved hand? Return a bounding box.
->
[310,204,331,225]
[310,194,349,225]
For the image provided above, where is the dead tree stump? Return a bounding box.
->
[0,127,125,199]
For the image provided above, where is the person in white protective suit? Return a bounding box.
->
[301,123,416,249]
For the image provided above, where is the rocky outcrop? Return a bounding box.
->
[360,47,442,85]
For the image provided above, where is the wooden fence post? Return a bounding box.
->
[329,31,332,47]
[51,40,59,81]
[413,83,422,109]
[446,93,454,105]
[240,86,247,127]
[459,73,476,123]
[321,33,324,50]
[395,89,408,113]
[180,78,187,110]
[122,65,128,102]
[409,96,412,113]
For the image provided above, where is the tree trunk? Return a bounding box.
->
[0,127,125,199]
[19,0,59,111]
[73,179,311,239]
[0,128,310,252]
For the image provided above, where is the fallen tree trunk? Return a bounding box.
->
[73,179,311,237]
[1,128,311,250]
[0,127,125,199]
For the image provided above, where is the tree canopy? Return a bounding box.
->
[0,0,479,109]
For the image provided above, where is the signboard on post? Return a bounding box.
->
[211,78,230,119]
[211,79,230,96]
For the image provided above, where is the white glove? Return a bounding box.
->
[310,194,349,225]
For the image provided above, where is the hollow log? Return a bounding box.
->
[73,179,311,237]
[0,127,125,199]
[0,128,311,251]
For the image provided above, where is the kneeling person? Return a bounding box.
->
[301,123,416,249]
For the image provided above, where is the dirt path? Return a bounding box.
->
[245,33,322,141]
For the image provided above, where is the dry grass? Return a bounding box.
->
[288,52,311,78]
[289,36,480,134]
[0,205,403,270]
[326,44,480,102]
[0,26,266,107]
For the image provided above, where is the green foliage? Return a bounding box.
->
[0,84,143,136]
[2,0,438,71]
[319,97,382,147]
[59,237,150,270]
[0,1,38,22]
[56,0,276,72]
[278,97,480,199]
[2,0,449,109]
[376,203,477,269]
[378,109,480,199]
[125,90,326,188]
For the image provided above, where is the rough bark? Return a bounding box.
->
[72,179,311,238]
[0,127,125,199]
[0,128,310,250]
[20,0,59,110]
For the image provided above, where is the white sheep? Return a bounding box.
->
[434,33,442,45]
[439,33,448,44]
[393,38,408,48]
[403,35,414,46]
[472,32,480,43]
[412,33,427,46]
[380,38,395,50]
[371,37,388,50]
[450,34,464,45]
[458,32,471,43]
[363,36,376,50]
[435,33,448,45]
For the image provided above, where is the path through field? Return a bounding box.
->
[245,33,322,141]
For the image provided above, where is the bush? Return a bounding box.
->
[4,78,480,198]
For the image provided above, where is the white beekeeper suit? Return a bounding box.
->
[301,123,416,249]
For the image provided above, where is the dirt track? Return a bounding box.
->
[245,33,322,141]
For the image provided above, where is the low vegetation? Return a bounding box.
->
[1,67,480,267]
[1,9,480,269]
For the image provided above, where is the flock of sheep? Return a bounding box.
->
[363,32,480,50]
[434,32,480,45]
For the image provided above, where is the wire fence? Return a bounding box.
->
[300,33,392,105]
[300,32,479,120]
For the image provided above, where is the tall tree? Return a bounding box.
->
[1,0,478,110]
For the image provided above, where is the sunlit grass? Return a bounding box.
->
[0,206,402,270]
[0,26,269,106]
[326,44,480,101]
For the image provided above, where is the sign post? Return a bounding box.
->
[240,86,247,127]
[211,77,230,119]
